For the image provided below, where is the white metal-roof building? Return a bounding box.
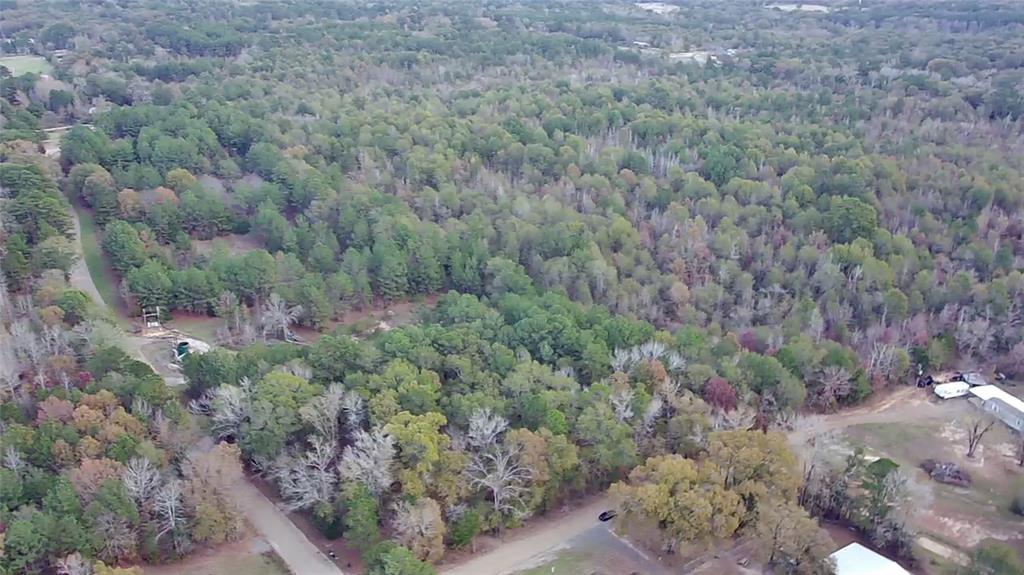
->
[968,385,1024,432]
[830,543,910,575]
[934,381,971,399]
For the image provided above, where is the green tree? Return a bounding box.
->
[967,541,1024,575]
[611,454,744,548]
[309,334,363,383]
[366,543,436,575]
[183,349,237,398]
[102,221,147,273]
[239,371,319,460]
[83,168,119,224]
[342,484,381,549]
[824,196,878,244]
[751,499,835,575]
[57,289,92,324]
[127,261,173,309]
[374,240,408,302]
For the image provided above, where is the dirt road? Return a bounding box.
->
[184,438,344,575]
[442,387,951,575]
[228,477,344,575]
[788,386,960,448]
[441,498,610,575]
[67,207,106,309]
[72,206,338,575]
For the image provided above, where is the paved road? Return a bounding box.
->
[442,498,610,575]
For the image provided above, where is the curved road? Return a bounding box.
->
[442,498,610,575]
[443,387,953,575]
[69,205,342,575]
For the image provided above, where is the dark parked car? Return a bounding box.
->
[598,510,617,522]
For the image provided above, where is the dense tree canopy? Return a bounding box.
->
[2,0,1023,571]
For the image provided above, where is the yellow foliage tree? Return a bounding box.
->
[706,429,798,519]
[611,454,744,550]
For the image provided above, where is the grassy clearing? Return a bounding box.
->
[0,55,53,76]
[166,313,223,343]
[840,413,1024,552]
[75,205,125,319]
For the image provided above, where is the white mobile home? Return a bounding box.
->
[968,385,1024,432]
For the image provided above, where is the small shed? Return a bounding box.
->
[968,385,1024,432]
[962,372,988,387]
[830,543,910,575]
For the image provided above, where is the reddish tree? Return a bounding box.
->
[737,330,765,353]
[703,377,738,412]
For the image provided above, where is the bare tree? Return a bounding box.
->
[122,457,162,508]
[467,407,508,451]
[812,366,852,411]
[711,403,758,431]
[210,379,251,439]
[610,386,636,423]
[300,383,346,444]
[466,443,532,518]
[56,553,92,575]
[808,306,826,343]
[273,435,338,511]
[1016,432,1024,467]
[3,446,24,471]
[341,391,365,433]
[338,427,396,496]
[639,394,664,438]
[392,497,446,562]
[611,340,686,374]
[154,480,191,554]
[956,316,993,360]
[92,513,138,562]
[260,292,303,341]
[965,417,996,458]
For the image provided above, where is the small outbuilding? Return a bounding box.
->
[830,543,910,575]
[968,385,1024,432]
[934,381,970,399]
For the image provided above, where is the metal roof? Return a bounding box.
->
[934,381,970,399]
[830,543,910,575]
[969,385,1024,414]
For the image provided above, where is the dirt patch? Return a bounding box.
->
[166,312,224,344]
[139,339,186,386]
[143,537,287,575]
[290,294,441,344]
[193,233,264,257]
[917,535,966,563]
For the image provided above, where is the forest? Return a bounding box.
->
[1,0,1023,573]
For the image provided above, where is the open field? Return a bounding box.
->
[803,391,1024,572]
[0,55,53,76]
[166,313,224,343]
